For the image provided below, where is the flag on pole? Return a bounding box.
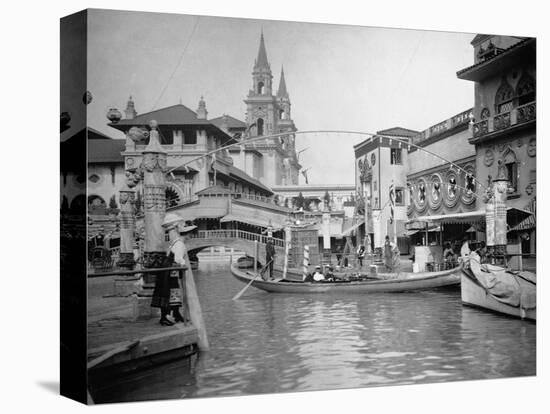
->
[389,183,395,224]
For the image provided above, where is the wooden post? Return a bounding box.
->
[183,249,209,350]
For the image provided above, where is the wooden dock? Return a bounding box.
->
[87,278,200,380]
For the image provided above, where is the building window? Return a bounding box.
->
[390,148,402,165]
[395,187,404,206]
[516,72,535,106]
[257,118,264,136]
[184,132,197,145]
[257,81,265,94]
[506,162,518,192]
[495,76,515,114]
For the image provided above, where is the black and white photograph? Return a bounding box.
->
[53,2,543,409]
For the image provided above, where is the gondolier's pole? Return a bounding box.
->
[254,240,258,274]
[302,245,310,281]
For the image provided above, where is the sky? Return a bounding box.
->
[63,9,476,185]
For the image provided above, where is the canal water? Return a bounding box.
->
[96,260,536,403]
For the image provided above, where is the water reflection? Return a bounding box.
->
[93,261,536,402]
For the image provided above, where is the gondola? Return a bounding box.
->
[230,263,461,294]
[461,252,536,321]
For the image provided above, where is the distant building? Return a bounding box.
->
[232,32,301,187]
[109,97,273,207]
[271,184,356,216]
[354,127,419,251]
[457,35,536,255]
[61,127,126,215]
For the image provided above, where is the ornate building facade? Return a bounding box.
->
[457,35,536,254]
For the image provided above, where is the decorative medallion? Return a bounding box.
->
[497,142,506,153]
[527,138,536,157]
[428,174,443,211]
[126,157,134,167]
[460,164,476,206]
[371,153,376,166]
[414,179,427,213]
[88,174,100,184]
[443,170,460,209]
[484,149,494,167]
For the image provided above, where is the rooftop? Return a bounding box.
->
[457,38,535,82]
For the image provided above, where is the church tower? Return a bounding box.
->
[125,96,137,120]
[243,32,300,186]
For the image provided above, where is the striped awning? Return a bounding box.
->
[511,197,536,231]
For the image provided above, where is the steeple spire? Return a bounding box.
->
[125,95,137,119]
[277,66,289,98]
[254,31,270,70]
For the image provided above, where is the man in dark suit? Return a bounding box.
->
[265,238,276,280]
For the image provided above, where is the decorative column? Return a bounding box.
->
[117,184,136,269]
[372,209,383,260]
[485,160,509,263]
[142,120,168,268]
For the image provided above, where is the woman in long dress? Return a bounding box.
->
[151,214,193,326]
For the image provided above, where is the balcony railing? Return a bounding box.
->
[473,101,536,138]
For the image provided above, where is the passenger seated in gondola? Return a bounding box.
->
[303,272,314,283]
[313,265,325,282]
[443,243,455,269]
[324,264,334,281]
[476,241,487,263]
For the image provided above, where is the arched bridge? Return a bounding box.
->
[187,230,286,267]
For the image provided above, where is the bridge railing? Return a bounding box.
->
[190,229,285,248]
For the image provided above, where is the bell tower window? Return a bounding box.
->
[257,118,264,136]
[257,81,265,94]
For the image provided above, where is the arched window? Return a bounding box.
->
[495,76,515,114]
[257,118,264,136]
[257,81,265,94]
[88,195,106,214]
[165,187,180,207]
[503,147,518,192]
[279,109,285,120]
[516,72,535,106]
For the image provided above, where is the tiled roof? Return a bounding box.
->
[210,114,247,129]
[196,185,235,196]
[88,138,125,163]
[376,127,419,137]
[110,104,209,128]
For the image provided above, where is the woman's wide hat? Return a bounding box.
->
[162,214,197,232]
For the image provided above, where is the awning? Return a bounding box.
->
[220,214,283,230]
[510,198,536,231]
[341,219,364,236]
[408,207,533,228]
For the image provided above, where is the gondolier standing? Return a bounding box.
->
[265,237,276,280]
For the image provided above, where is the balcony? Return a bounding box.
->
[472,101,536,141]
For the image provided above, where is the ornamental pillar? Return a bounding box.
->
[117,184,136,269]
[485,160,509,263]
[142,120,168,268]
